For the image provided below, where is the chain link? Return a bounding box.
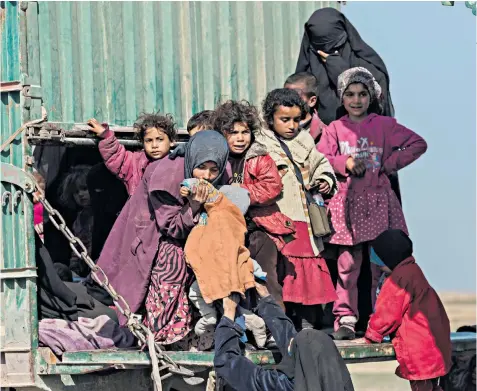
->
[33,184,195,381]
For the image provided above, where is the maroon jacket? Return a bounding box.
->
[94,157,197,325]
[98,125,151,195]
[365,257,452,380]
[224,143,295,239]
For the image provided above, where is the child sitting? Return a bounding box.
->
[87,112,177,195]
[181,179,268,347]
[317,67,428,340]
[363,229,452,391]
[57,165,94,277]
[284,72,327,144]
[255,88,338,330]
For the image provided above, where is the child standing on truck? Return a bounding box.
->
[87,112,177,195]
[214,100,294,309]
[317,67,428,340]
[187,110,215,136]
[362,229,451,391]
[255,88,338,330]
[284,72,327,144]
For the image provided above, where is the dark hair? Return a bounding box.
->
[336,82,383,119]
[187,110,215,133]
[284,72,319,99]
[133,112,177,142]
[262,88,306,130]
[58,165,91,210]
[213,100,261,135]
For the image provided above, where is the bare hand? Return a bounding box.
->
[346,157,366,177]
[180,186,190,198]
[191,182,209,204]
[317,50,338,63]
[223,293,241,320]
[87,118,105,135]
[318,179,331,194]
[255,282,270,298]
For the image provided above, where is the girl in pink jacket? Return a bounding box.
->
[317,67,427,340]
[87,112,177,195]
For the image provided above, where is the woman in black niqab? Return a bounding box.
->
[296,8,394,126]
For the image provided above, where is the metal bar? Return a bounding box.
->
[0,80,23,92]
[0,267,38,279]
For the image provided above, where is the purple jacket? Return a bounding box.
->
[317,114,427,195]
[94,157,198,325]
[98,125,151,195]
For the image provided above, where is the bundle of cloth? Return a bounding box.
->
[182,179,268,347]
[39,315,135,356]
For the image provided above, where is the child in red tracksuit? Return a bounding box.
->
[87,113,177,195]
[362,229,452,391]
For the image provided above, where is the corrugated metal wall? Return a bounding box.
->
[28,1,338,128]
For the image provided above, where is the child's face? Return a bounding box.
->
[189,125,205,137]
[272,105,302,139]
[226,122,252,154]
[192,161,220,182]
[284,82,317,112]
[342,83,370,120]
[73,186,91,208]
[143,127,172,160]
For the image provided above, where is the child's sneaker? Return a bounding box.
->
[194,314,217,336]
[242,311,267,348]
[333,315,357,340]
[332,325,356,340]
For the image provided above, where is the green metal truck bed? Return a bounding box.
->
[37,332,476,375]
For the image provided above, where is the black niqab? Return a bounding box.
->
[276,329,354,391]
[296,8,394,125]
[371,229,413,271]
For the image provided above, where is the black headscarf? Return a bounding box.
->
[296,8,394,125]
[276,329,354,391]
[184,130,229,186]
[371,229,413,271]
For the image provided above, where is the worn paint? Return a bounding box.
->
[27,1,339,129]
[1,1,38,388]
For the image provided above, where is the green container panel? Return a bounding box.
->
[29,1,338,128]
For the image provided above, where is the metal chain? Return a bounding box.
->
[32,183,195,383]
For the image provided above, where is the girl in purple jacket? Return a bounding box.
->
[317,67,427,340]
[87,112,177,195]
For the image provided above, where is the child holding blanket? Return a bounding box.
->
[181,179,268,347]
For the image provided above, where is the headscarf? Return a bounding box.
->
[277,329,354,391]
[296,7,394,124]
[183,130,229,187]
[337,67,383,112]
[371,229,413,271]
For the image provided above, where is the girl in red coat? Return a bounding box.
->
[214,100,295,309]
[363,229,452,391]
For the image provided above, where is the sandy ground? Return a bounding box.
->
[348,292,476,391]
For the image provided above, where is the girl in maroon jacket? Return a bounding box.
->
[362,229,452,391]
[214,100,295,309]
[87,112,177,195]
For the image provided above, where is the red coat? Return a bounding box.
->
[365,257,452,380]
[225,143,296,239]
